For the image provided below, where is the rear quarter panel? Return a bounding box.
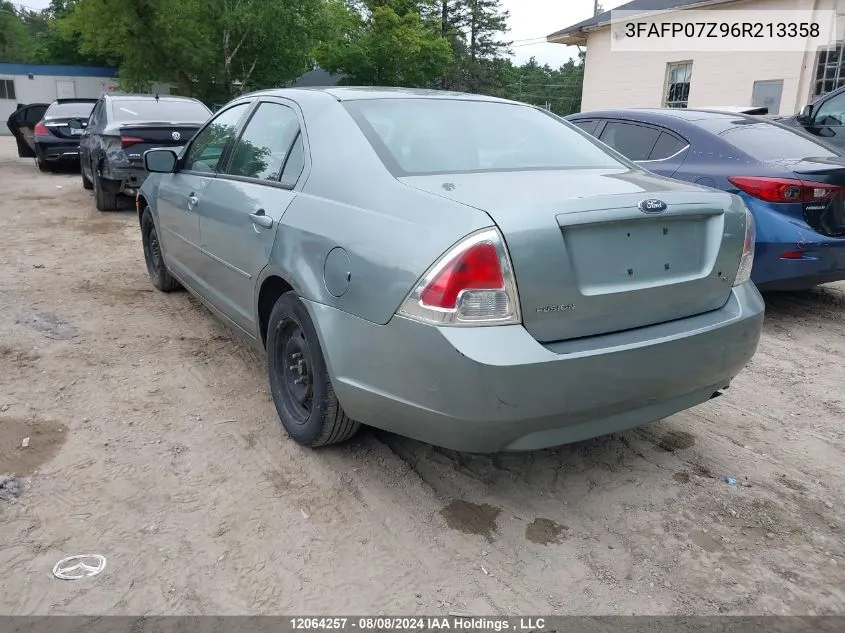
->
[259,93,493,326]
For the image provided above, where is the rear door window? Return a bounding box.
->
[183,103,249,173]
[225,102,300,182]
[599,122,661,160]
[648,131,688,160]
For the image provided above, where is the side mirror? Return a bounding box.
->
[144,149,178,173]
[798,103,814,124]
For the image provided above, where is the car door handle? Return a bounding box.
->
[249,210,274,229]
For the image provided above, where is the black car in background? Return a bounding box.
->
[77,94,212,211]
[7,102,49,163]
[776,85,845,150]
[32,99,97,172]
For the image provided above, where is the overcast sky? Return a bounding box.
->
[14,0,630,68]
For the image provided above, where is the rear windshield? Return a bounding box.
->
[344,99,625,175]
[45,102,95,119]
[696,117,837,161]
[111,99,211,123]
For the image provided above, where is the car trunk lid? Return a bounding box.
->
[776,157,845,237]
[44,117,89,139]
[117,123,202,165]
[401,169,743,342]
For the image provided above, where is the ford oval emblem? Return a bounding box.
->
[638,199,668,214]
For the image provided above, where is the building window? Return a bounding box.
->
[0,79,16,101]
[664,62,692,108]
[813,44,845,97]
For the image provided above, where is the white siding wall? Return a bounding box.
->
[579,0,833,115]
[1,73,172,134]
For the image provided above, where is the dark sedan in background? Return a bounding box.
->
[32,99,96,172]
[776,84,845,151]
[566,108,845,291]
[78,94,212,211]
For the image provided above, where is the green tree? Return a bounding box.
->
[61,0,327,103]
[433,0,510,94]
[466,0,509,62]
[494,55,584,115]
[0,1,37,63]
[315,0,452,87]
[19,0,109,66]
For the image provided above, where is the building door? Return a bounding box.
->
[56,80,76,99]
[752,80,783,115]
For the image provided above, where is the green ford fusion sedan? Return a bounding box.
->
[136,87,764,453]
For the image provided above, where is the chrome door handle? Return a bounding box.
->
[249,210,274,229]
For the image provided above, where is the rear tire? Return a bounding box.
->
[267,292,359,447]
[93,163,119,211]
[141,207,179,292]
[81,162,93,190]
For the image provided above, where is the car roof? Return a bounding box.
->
[104,93,205,103]
[241,86,521,105]
[569,108,765,123]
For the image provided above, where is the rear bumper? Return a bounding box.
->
[100,163,149,196]
[748,200,845,290]
[305,282,764,453]
[35,141,81,163]
[754,241,845,290]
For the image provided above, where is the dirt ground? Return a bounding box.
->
[1,135,844,616]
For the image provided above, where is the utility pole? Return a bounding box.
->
[594,0,599,16]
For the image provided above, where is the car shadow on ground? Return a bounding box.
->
[760,283,845,330]
[32,160,137,211]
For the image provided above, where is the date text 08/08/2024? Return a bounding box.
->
[289,617,547,631]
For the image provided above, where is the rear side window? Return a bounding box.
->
[227,102,300,182]
[649,131,687,160]
[599,122,660,160]
[280,133,306,187]
[571,119,600,135]
[698,119,837,160]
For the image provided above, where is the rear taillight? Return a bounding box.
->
[34,121,49,136]
[734,207,755,286]
[728,176,838,203]
[121,136,144,149]
[398,228,521,326]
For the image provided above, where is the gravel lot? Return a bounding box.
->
[1,135,844,615]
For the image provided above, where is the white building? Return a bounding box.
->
[547,0,845,115]
[1,63,171,135]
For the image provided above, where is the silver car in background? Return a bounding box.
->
[137,87,764,453]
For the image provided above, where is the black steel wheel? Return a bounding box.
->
[141,207,179,292]
[279,323,314,423]
[267,292,359,447]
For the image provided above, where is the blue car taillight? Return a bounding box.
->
[727,176,838,203]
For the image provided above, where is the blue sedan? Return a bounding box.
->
[566,108,845,291]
